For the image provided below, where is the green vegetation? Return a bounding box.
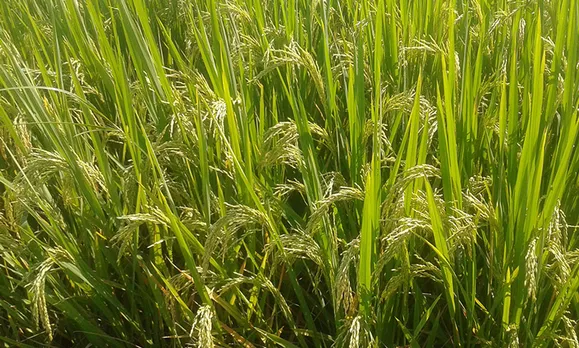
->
[0,0,578,346]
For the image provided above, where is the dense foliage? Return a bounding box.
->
[1,0,579,346]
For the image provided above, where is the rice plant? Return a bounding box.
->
[0,0,578,346]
